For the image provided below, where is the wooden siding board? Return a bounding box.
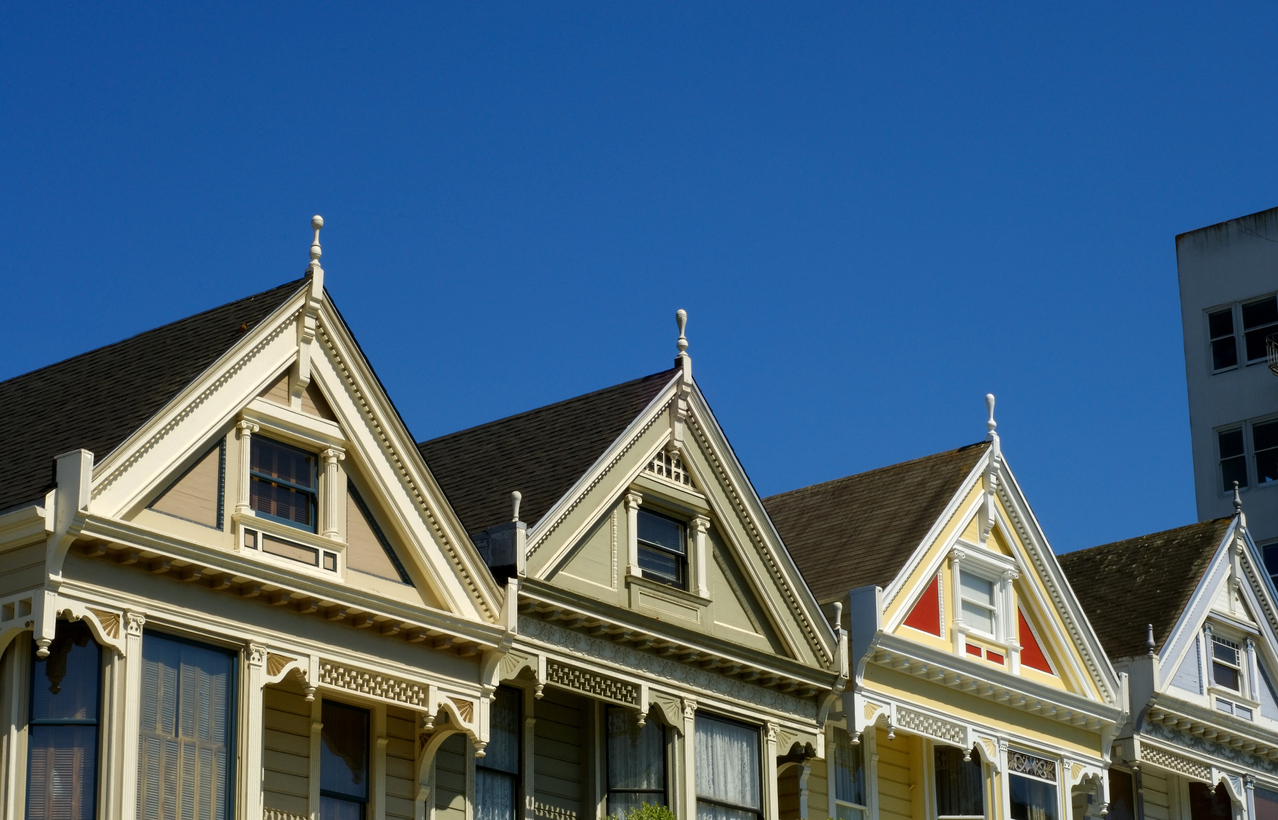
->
[435,734,468,820]
[263,684,311,817]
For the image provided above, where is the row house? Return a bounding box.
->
[1062,496,1278,819]
[764,402,1129,820]
[0,218,844,820]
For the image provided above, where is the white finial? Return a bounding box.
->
[310,215,324,270]
[511,490,522,523]
[676,309,688,357]
[985,393,997,438]
[1234,481,1243,515]
[832,601,843,629]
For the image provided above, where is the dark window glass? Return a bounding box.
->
[832,729,865,819]
[1264,543,1278,590]
[695,714,761,820]
[250,437,317,531]
[321,701,369,820]
[1188,782,1234,820]
[934,746,983,818]
[1009,773,1058,820]
[1255,785,1278,820]
[637,510,686,588]
[1256,421,1278,484]
[1209,308,1238,371]
[1107,769,1136,820]
[607,707,666,815]
[28,620,101,820]
[1219,429,1248,491]
[1212,636,1242,691]
[476,687,520,820]
[1243,296,1278,362]
[138,633,236,820]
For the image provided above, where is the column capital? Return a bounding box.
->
[236,420,260,437]
[625,491,644,511]
[321,446,346,464]
[125,611,147,636]
[691,515,711,533]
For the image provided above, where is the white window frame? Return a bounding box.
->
[948,546,1019,665]
[1205,293,1278,373]
[1207,303,1240,374]
[1003,748,1061,820]
[624,484,713,603]
[1213,413,1278,496]
[929,740,986,820]
[828,726,871,820]
[1203,623,1261,719]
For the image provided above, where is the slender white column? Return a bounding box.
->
[0,639,31,819]
[764,723,779,820]
[796,760,811,820]
[625,492,643,577]
[681,699,698,820]
[119,612,147,819]
[320,447,345,539]
[243,644,266,820]
[691,516,710,598]
[522,688,536,820]
[235,421,259,515]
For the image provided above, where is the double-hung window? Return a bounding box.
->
[831,728,866,820]
[1243,296,1278,364]
[1216,419,1278,492]
[1209,307,1238,371]
[1254,785,1278,820]
[1211,634,1244,693]
[320,700,370,819]
[476,687,520,820]
[934,746,983,820]
[28,620,101,820]
[637,510,687,589]
[606,706,666,815]
[959,571,998,637]
[250,437,318,532]
[1220,428,1248,491]
[137,633,236,820]
[695,714,762,820]
[1007,751,1059,820]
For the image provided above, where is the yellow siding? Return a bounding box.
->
[386,706,418,820]
[778,764,800,820]
[435,734,467,820]
[883,484,983,625]
[534,687,585,820]
[874,728,920,820]
[263,685,310,819]
[807,757,828,819]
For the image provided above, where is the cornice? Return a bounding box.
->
[1145,694,1278,766]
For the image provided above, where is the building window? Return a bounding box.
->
[958,571,997,637]
[250,436,318,532]
[1256,420,1278,485]
[1211,634,1243,692]
[637,510,687,589]
[607,707,666,815]
[1106,769,1136,820]
[320,701,370,820]
[1254,785,1278,820]
[28,620,101,820]
[831,728,866,820]
[1209,307,1238,371]
[1187,782,1234,820]
[1219,428,1248,491]
[137,633,236,820]
[476,687,520,820]
[1007,751,1058,820]
[1243,296,1278,364]
[695,714,762,820]
[934,746,983,819]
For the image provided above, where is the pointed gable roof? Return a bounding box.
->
[763,441,989,603]
[0,277,308,513]
[1058,517,1234,660]
[418,369,677,535]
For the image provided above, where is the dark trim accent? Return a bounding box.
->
[348,485,413,585]
[216,436,226,529]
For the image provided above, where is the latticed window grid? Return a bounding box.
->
[647,452,692,486]
[1007,750,1056,782]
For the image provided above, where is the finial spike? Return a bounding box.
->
[1146,624,1156,656]
[985,393,997,437]
[310,215,324,269]
[511,490,522,523]
[832,601,843,629]
[1234,481,1243,514]
[676,309,688,357]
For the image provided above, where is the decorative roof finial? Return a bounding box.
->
[511,490,522,523]
[309,215,324,272]
[985,393,997,439]
[1146,624,1155,656]
[1234,481,1243,515]
[676,309,689,358]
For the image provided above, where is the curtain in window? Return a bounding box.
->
[831,728,864,819]
[476,687,520,820]
[695,714,761,820]
[1255,786,1278,820]
[28,620,100,820]
[320,701,369,820]
[1009,774,1058,820]
[137,633,235,820]
[607,707,666,815]
[934,746,983,818]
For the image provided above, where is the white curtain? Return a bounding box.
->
[476,687,520,820]
[695,714,761,820]
[607,707,665,815]
[137,633,233,820]
[1009,774,1058,820]
[831,729,864,819]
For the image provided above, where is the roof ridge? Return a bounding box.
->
[0,275,309,389]
[418,367,679,447]
[1062,516,1233,562]
[764,440,989,501]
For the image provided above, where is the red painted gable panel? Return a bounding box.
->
[902,574,942,636]
[1019,608,1053,674]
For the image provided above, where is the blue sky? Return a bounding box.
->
[3,4,1277,552]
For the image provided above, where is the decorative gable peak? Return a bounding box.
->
[647,451,693,488]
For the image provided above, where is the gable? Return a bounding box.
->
[148,438,225,530]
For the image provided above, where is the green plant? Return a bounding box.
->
[609,803,677,820]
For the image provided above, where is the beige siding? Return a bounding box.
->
[263,685,310,819]
[386,706,418,820]
[778,763,800,820]
[0,543,46,596]
[874,728,917,820]
[1140,769,1172,820]
[347,490,405,582]
[259,372,337,422]
[150,442,222,528]
[435,733,468,820]
[535,687,586,820]
[806,757,828,820]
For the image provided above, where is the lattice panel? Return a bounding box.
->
[896,706,966,746]
[320,662,430,709]
[648,452,693,486]
[1139,745,1212,781]
[546,660,639,705]
[1008,750,1058,782]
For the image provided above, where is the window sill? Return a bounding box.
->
[1208,685,1260,711]
[625,572,711,607]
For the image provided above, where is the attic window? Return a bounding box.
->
[648,452,692,486]
[1212,634,1243,693]
[250,437,318,532]
[637,510,686,589]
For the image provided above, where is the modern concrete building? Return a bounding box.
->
[1178,207,1278,584]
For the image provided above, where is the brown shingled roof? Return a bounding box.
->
[764,442,989,603]
[0,277,307,512]
[418,369,677,535]
[1058,518,1233,661]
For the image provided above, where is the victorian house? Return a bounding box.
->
[763,400,1129,820]
[1061,496,1278,819]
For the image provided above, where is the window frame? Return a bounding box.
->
[319,698,371,820]
[931,744,985,820]
[475,685,521,820]
[636,508,688,590]
[1208,305,1239,373]
[605,705,669,815]
[1213,414,1278,496]
[957,569,999,640]
[830,726,869,820]
[1205,294,1278,373]
[249,435,320,533]
[1242,295,1278,365]
[694,711,764,820]
[1006,749,1060,820]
